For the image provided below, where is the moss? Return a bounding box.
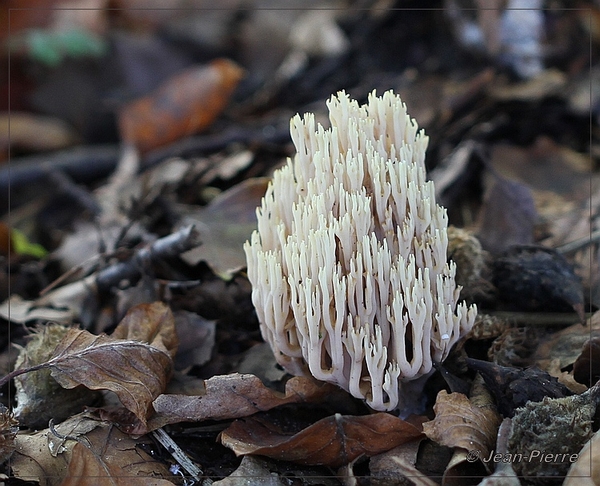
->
[507,388,599,484]
[14,324,102,429]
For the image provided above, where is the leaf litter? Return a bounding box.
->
[1,2,600,485]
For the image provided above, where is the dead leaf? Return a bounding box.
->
[181,177,270,278]
[573,337,600,387]
[0,294,77,324]
[369,439,425,485]
[11,413,103,485]
[423,390,501,460]
[210,454,340,486]
[150,374,339,429]
[477,417,520,486]
[93,406,147,436]
[172,310,216,370]
[12,430,71,486]
[423,379,502,483]
[488,69,567,101]
[476,175,537,254]
[487,137,597,249]
[118,58,244,153]
[111,301,178,359]
[11,413,176,485]
[46,327,173,424]
[0,112,78,155]
[534,310,600,375]
[219,412,424,468]
[60,441,175,486]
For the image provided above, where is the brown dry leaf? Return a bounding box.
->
[47,328,173,425]
[150,374,339,429]
[477,417,520,486]
[487,137,596,248]
[11,413,103,485]
[181,177,270,278]
[172,310,216,370]
[12,413,176,485]
[573,337,600,387]
[0,112,78,156]
[369,438,425,485]
[219,412,424,468]
[111,301,178,359]
[118,58,244,153]
[12,430,71,485]
[476,175,537,254]
[533,310,600,383]
[60,441,175,486]
[423,390,501,461]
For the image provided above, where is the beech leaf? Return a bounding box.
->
[423,390,501,460]
[219,412,424,468]
[112,301,178,359]
[47,328,173,424]
[60,442,175,486]
[150,374,340,429]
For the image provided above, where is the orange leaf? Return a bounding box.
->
[219,412,424,468]
[118,58,244,153]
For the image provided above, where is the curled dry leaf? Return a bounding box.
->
[150,374,340,429]
[112,301,178,359]
[47,328,173,425]
[477,418,521,486]
[118,58,244,153]
[533,312,600,391]
[423,390,501,461]
[219,412,424,469]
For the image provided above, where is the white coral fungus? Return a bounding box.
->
[244,90,477,411]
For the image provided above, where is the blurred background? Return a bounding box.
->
[0,0,598,305]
